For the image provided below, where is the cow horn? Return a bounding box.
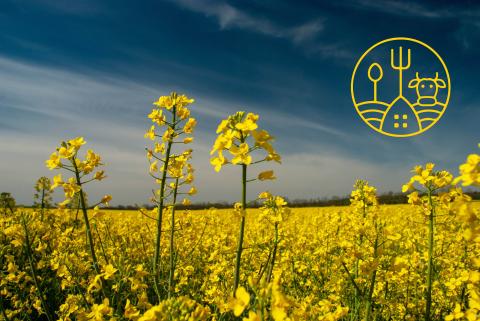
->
[416,72,419,79]
[435,72,438,80]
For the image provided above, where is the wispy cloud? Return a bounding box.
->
[18,0,102,15]
[171,0,354,60]
[172,0,327,47]
[0,55,353,205]
[345,0,480,19]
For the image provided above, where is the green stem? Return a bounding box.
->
[40,187,45,221]
[94,224,109,264]
[168,178,179,298]
[365,233,379,321]
[354,202,367,319]
[425,189,435,321]
[152,105,176,301]
[233,163,247,293]
[73,158,100,275]
[267,223,279,283]
[21,215,54,321]
[0,296,10,321]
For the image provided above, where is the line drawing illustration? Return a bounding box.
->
[351,37,451,138]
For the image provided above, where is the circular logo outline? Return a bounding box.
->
[351,37,451,138]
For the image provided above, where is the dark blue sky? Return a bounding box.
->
[0,0,478,204]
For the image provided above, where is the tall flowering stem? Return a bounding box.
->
[210,111,280,293]
[452,144,480,319]
[46,137,111,275]
[349,180,378,319]
[145,92,196,300]
[33,177,53,221]
[258,192,290,283]
[402,163,455,321]
[167,159,196,298]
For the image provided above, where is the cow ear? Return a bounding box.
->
[436,79,446,88]
[408,79,419,88]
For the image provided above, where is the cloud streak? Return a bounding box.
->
[0,55,357,205]
[345,0,480,19]
[172,0,324,46]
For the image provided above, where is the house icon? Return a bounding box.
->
[381,96,421,134]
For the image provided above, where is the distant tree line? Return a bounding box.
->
[108,191,480,210]
[4,190,480,211]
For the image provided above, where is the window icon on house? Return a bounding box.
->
[393,114,408,128]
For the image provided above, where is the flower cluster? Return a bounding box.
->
[258,192,290,225]
[454,144,480,187]
[350,179,378,213]
[46,137,110,208]
[210,111,280,174]
[146,92,197,207]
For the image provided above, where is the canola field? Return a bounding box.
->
[1,93,479,321]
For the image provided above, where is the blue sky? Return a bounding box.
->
[0,0,478,205]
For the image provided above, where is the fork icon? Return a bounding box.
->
[390,46,411,96]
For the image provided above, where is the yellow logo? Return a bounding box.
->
[351,37,450,137]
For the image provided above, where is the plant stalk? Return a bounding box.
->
[233,163,247,293]
[425,188,435,321]
[168,177,179,298]
[152,105,176,301]
[73,158,100,275]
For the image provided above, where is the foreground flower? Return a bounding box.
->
[46,137,110,274]
[211,111,280,293]
[145,92,197,300]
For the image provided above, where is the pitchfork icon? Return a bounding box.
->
[390,46,411,96]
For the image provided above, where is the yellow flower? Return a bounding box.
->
[231,143,252,165]
[144,125,155,140]
[211,152,227,172]
[174,93,195,108]
[63,179,80,199]
[68,137,86,150]
[258,170,276,181]
[57,198,71,208]
[216,119,229,133]
[162,127,175,142]
[266,152,282,163]
[94,170,106,181]
[243,311,260,321]
[148,109,165,125]
[153,95,174,109]
[258,191,272,199]
[150,161,158,173]
[252,129,273,146]
[235,117,258,133]
[182,198,191,206]
[211,133,234,155]
[102,264,118,280]
[402,180,414,193]
[184,118,197,134]
[124,299,140,320]
[455,148,480,187]
[445,303,464,320]
[407,191,420,205]
[184,137,194,144]
[51,174,63,190]
[188,187,197,195]
[229,286,250,316]
[101,195,112,205]
[176,106,191,119]
[46,152,61,169]
[86,298,112,321]
[154,142,165,154]
[58,146,76,159]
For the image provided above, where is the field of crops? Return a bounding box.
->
[1,93,479,321]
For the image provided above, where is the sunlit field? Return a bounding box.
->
[1,93,479,321]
